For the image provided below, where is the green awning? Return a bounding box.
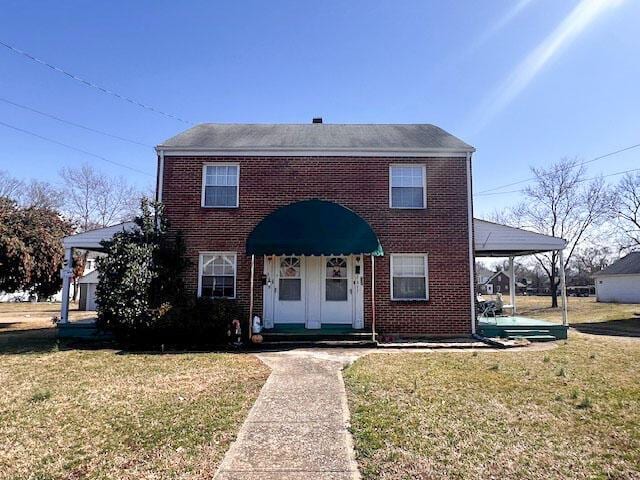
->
[246,199,383,256]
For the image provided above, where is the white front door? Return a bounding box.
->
[274,256,305,323]
[262,254,365,328]
[321,256,353,324]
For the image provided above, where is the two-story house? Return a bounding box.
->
[156,121,476,338]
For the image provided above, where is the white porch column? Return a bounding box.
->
[249,254,255,338]
[559,249,568,326]
[509,256,516,316]
[59,247,73,324]
[371,256,376,342]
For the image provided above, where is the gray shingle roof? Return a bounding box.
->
[595,252,640,276]
[158,123,474,152]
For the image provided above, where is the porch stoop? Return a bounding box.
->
[259,324,376,347]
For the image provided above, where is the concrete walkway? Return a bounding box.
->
[214,349,363,480]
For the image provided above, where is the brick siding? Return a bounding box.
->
[161,155,473,337]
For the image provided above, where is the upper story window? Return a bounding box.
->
[202,164,239,208]
[389,165,426,209]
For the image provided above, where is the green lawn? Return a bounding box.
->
[345,334,640,479]
[0,340,269,479]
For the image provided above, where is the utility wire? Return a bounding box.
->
[0,119,154,177]
[0,97,153,148]
[476,142,640,194]
[474,166,640,197]
[0,40,193,125]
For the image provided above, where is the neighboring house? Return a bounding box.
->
[479,270,525,295]
[156,122,477,337]
[78,269,99,311]
[594,252,640,303]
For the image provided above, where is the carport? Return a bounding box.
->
[474,219,569,340]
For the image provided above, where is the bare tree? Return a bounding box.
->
[60,163,141,231]
[614,172,640,252]
[22,179,65,210]
[94,175,139,227]
[0,170,23,200]
[569,245,612,285]
[504,158,613,307]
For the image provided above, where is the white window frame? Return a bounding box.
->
[201,163,240,208]
[390,253,429,301]
[197,252,237,299]
[389,164,427,209]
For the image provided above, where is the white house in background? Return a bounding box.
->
[78,269,99,311]
[594,252,640,303]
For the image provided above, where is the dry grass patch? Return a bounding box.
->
[0,347,269,479]
[345,334,640,479]
[0,302,95,332]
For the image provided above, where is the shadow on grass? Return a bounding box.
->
[572,317,640,338]
[0,327,288,355]
[0,322,21,330]
[0,328,120,354]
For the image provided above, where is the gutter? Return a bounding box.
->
[466,152,477,335]
[156,149,164,202]
[154,146,476,158]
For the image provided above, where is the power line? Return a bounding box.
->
[0,119,154,177]
[0,40,194,125]
[0,97,153,148]
[474,166,640,197]
[476,142,640,194]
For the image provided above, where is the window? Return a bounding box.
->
[279,256,301,301]
[326,257,348,301]
[199,253,236,298]
[202,164,239,207]
[390,165,426,209]
[391,254,428,300]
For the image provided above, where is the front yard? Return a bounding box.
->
[0,342,269,479]
[345,333,640,479]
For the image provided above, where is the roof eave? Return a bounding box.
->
[154,146,476,157]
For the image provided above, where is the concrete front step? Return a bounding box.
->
[261,331,372,342]
[256,339,377,349]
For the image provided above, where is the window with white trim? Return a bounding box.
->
[199,253,236,298]
[391,254,428,300]
[279,256,302,301]
[203,164,239,207]
[390,165,426,209]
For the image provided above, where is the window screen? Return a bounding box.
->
[390,166,425,208]
[203,165,238,207]
[392,255,428,300]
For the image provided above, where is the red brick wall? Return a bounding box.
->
[161,155,473,337]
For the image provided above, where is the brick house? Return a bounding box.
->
[156,122,477,338]
[482,271,511,295]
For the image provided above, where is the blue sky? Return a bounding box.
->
[0,0,638,216]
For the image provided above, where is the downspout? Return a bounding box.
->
[466,152,477,335]
[156,149,165,202]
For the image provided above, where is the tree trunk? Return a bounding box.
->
[550,255,558,308]
[551,280,559,308]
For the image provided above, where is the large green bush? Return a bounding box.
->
[96,199,189,343]
[96,199,244,347]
